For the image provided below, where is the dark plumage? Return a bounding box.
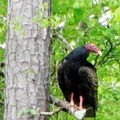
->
[57,43,102,117]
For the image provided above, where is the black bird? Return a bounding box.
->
[57,43,102,117]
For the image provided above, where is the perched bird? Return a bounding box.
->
[57,43,102,117]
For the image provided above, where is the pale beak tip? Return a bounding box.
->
[98,51,102,56]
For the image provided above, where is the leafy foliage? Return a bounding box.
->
[0,0,7,119]
[1,0,120,120]
[49,0,120,120]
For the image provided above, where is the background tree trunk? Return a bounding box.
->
[4,0,51,120]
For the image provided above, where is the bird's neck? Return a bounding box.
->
[65,46,90,62]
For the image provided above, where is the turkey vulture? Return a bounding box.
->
[57,43,102,117]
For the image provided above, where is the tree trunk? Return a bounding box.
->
[4,0,51,120]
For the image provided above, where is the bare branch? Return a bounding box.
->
[113,42,120,48]
[34,95,95,120]
[49,95,95,119]
[35,95,86,120]
[53,32,73,52]
[36,107,64,116]
[50,95,68,109]
[97,40,120,66]
[97,39,113,65]
[101,51,120,65]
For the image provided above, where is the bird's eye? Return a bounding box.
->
[92,45,97,49]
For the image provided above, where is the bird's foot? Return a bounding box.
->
[67,100,74,108]
[68,92,74,106]
[75,106,84,110]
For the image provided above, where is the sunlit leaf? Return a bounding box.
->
[115,7,120,22]
[28,109,37,115]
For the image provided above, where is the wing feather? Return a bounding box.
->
[78,66,98,116]
[57,61,70,101]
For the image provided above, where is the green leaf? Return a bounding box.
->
[73,1,80,8]
[28,109,37,115]
[74,8,85,23]
[41,18,49,28]
[115,7,120,22]
[18,110,24,118]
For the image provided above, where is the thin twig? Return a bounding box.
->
[97,40,120,66]
[38,107,64,116]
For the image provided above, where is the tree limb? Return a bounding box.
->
[35,95,87,120]
[49,95,95,119]
[49,95,68,109]
[53,32,73,52]
[34,95,87,119]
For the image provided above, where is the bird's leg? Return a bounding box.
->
[67,92,75,113]
[78,96,83,110]
[69,92,74,107]
[67,92,74,108]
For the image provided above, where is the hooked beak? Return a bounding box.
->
[97,50,102,56]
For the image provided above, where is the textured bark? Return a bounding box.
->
[4,0,51,120]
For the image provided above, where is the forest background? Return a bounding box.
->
[0,0,120,120]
